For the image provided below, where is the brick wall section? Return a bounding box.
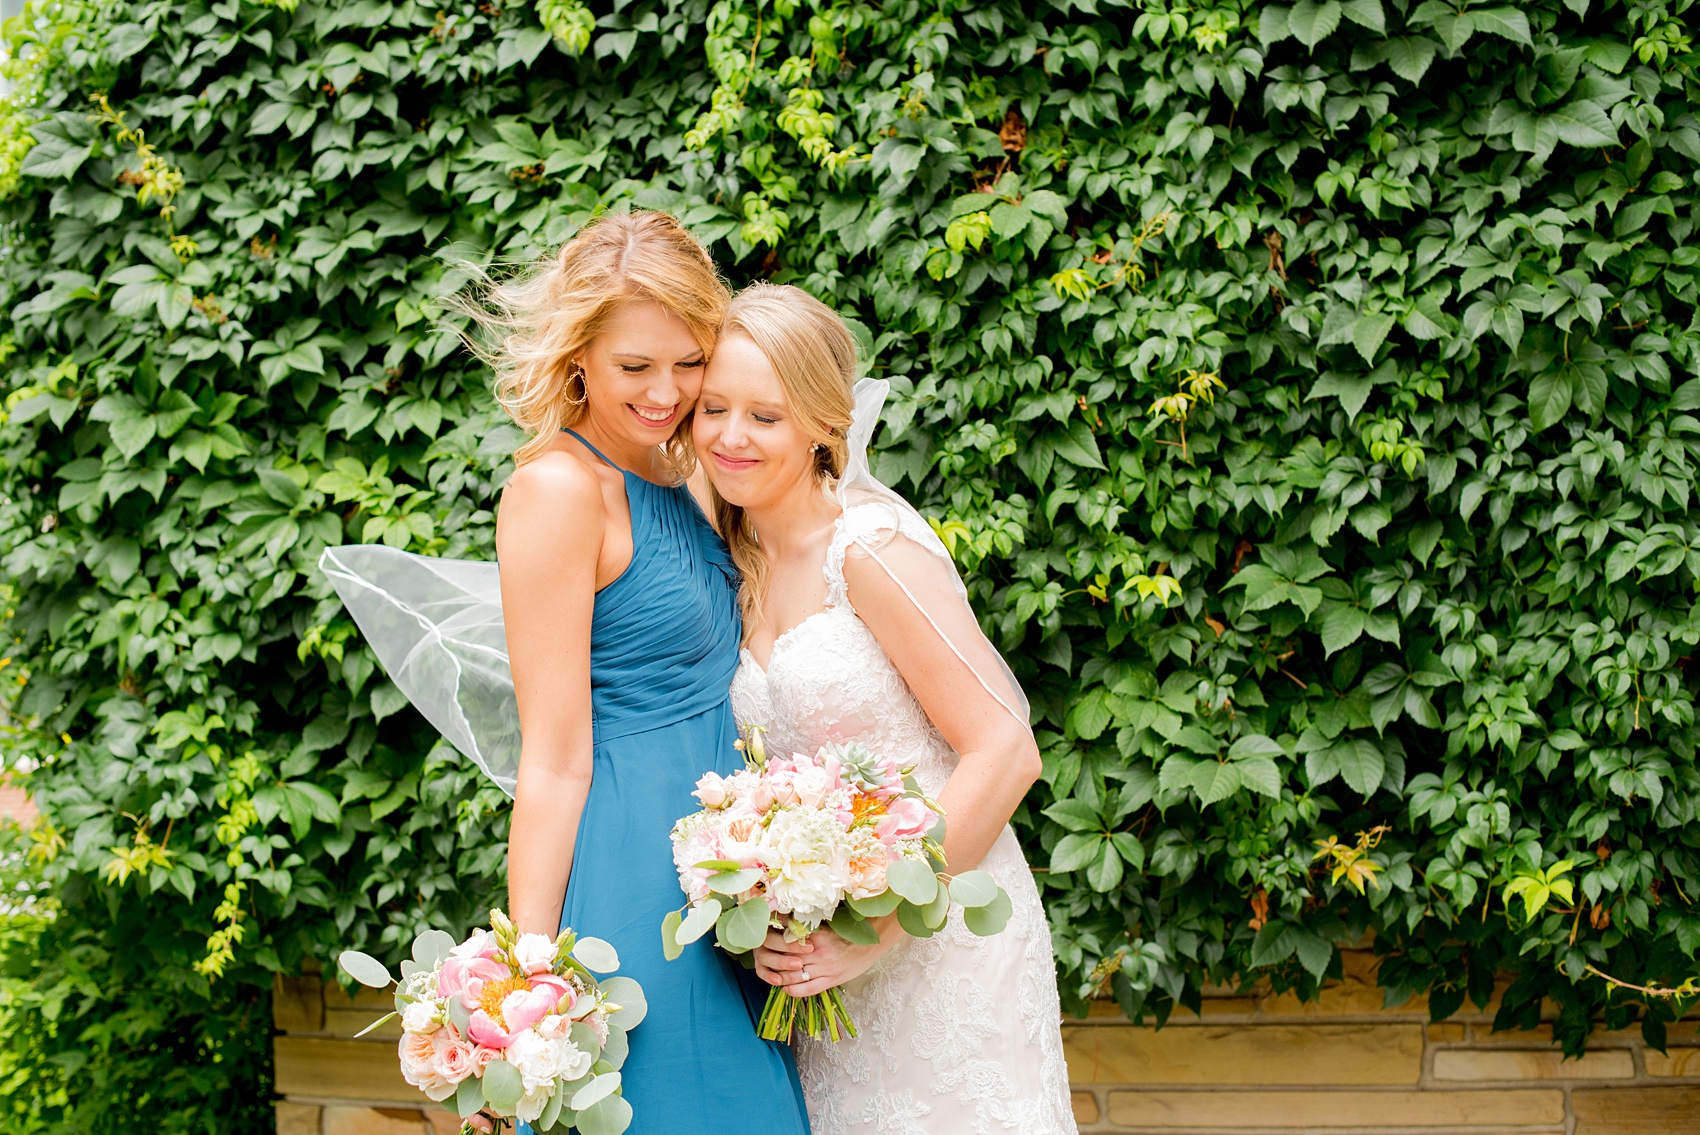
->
[0,783,35,825]
[273,950,1700,1134]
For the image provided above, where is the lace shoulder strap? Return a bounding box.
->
[824,498,933,610]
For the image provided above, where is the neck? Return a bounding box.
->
[569,416,661,478]
[745,476,840,557]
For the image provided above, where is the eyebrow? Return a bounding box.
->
[610,350,705,361]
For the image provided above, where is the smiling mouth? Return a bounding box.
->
[712,452,759,472]
[628,404,677,428]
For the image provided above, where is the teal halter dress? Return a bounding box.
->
[522,430,809,1134]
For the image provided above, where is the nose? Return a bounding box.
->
[719,414,748,449]
[645,368,681,407]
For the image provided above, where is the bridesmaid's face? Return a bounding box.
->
[575,299,706,447]
[695,332,817,510]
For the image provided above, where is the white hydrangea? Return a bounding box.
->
[760,806,853,926]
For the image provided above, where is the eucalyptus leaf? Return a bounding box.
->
[573,937,620,974]
[338,950,393,989]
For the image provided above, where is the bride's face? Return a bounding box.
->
[574,299,706,447]
[694,332,818,510]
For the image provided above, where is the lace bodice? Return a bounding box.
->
[730,504,1077,1135]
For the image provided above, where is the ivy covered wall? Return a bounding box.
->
[0,0,1698,1129]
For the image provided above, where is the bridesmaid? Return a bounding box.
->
[482,212,809,1133]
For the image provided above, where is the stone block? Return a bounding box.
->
[1428,1022,1466,1042]
[1070,1090,1098,1124]
[1105,1088,1565,1128]
[1433,1047,1634,1081]
[274,1036,419,1104]
[1063,1022,1423,1086]
[322,1106,429,1135]
[275,1101,321,1135]
[1574,1086,1700,1134]
[274,975,325,1033]
[425,1112,466,1135]
[1645,1045,1700,1077]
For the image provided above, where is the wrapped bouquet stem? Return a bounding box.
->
[662,727,1013,1042]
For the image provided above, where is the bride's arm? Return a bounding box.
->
[842,537,1043,873]
[497,455,604,938]
[756,536,1041,997]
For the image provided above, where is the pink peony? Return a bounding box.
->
[466,973,573,1049]
[439,954,507,1006]
[876,797,936,843]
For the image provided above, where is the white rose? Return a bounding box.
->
[512,932,557,975]
[401,999,441,1034]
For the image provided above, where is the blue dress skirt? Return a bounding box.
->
[522,432,809,1134]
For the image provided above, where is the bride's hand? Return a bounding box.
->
[753,923,898,999]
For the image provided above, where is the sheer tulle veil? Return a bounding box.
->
[318,376,1029,797]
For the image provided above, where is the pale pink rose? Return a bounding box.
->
[536,1013,571,1041]
[790,765,839,808]
[431,1030,477,1084]
[722,815,765,868]
[749,781,776,813]
[768,773,801,807]
[694,772,731,808]
[474,1045,499,1071]
[399,1032,455,1100]
[846,851,888,898]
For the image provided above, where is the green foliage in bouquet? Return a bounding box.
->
[0,0,1698,1123]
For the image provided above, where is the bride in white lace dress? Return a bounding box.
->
[691,282,1077,1135]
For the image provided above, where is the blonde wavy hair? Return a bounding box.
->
[710,283,858,635]
[459,210,731,466]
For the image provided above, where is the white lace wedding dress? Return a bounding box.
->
[729,502,1077,1135]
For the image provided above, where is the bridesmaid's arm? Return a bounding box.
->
[497,454,604,939]
[759,538,1041,998]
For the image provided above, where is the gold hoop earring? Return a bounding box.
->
[565,363,588,408]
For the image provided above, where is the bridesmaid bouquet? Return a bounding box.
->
[662,727,1012,1042]
[338,910,646,1135]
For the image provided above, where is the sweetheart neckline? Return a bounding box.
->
[739,606,849,674]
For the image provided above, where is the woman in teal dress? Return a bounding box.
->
[482,212,808,1133]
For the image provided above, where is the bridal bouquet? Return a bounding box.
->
[338,909,646,1135]
[662,727,1012,1042]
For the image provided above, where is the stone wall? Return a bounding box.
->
[272,951,1699,1134]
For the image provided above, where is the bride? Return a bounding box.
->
[692,282,1077,1134]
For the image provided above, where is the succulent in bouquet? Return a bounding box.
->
[662,727,1012,1042]
[338,909,646,1135]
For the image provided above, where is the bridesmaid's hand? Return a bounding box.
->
[753,924,898,999]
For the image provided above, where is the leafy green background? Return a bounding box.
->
[2,0,1699,1128]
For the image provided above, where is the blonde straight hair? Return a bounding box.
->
[459,210,730,467]
[711,282,858,634]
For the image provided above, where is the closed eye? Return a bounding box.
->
[753,413,778,425]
